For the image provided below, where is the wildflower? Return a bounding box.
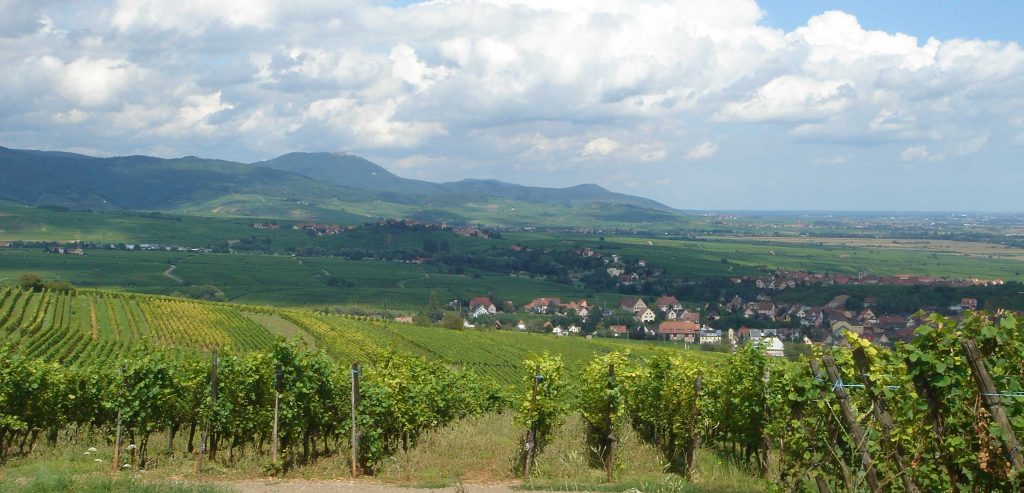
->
[94,459,103,463]
[126,444,136,450]
[88,447,97,452]
[122,463,131,469]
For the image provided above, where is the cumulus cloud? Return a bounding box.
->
[580,137,620,157]
[0,1,1021,209]
[716,76,855,123]
[685,141,718,160]
[900,146,941,162]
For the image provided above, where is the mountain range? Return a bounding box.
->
[0,147,677,225]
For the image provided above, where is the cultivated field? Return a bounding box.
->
[0,249,596,308]
[0,286,708,383]
[704,235,1024,258]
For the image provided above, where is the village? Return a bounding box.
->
[444,289,988,358]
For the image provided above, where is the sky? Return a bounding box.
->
[0,1,1022,212]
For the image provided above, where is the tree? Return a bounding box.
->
[440,311,464,330]
[422,237,438,254]
[43,280,76,293]
[18,273,44,292]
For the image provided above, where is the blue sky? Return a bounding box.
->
[758,1,1023,43]
[0,1,1022,211]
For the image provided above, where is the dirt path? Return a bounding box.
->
[223,480,533,493]
[163,264,183,284]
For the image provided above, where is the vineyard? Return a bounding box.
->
[0,286,277,366]
[0,286,705,383]
[1,285,1023,491]
[515,312,1024,491]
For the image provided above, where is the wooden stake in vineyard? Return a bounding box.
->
[270,363,281,468]
[809,359,854,492]
[112,366,125,473]
[961,339,1024,472]
[523,363,541,480]
[195,348,218,475]
[350,362,361,478]
[851,346,918,493]
[685,375,702,480]
[605,362,618,483]
[822,355,881,493]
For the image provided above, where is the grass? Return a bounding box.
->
[378,413,766,493]
[0,415,765,493]
[0,447,228,493]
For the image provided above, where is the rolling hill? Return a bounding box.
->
[0,146,678,225]
[256,152,674,210]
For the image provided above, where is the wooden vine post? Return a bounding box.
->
[851,347,918,493]
[822,355,881,493]
[195,348,218,474]
[270,363,281,467]
[809,358,854,492]
[523,363,541,480]
[112,366,125,473]
[961,339,1024,472]
[686,375,702,480]
[761,367,772,477]
[350,362,361,478]
[605,362,618,483]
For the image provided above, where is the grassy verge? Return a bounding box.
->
[0,413,764,492]
[0,455,228,493]
[378,412,765,492]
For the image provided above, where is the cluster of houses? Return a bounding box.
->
[811,296,980,346]
[740,269,1002,289]
[454,286,993,353]
[40,242,211,254]
[519,297,596,317]
[722,292,985,346]
[47,245,84,255]
[44,242,185,255]
[618,295,702,323]
[461,292,786,356]
[292,223,349,236]
[257,218,494,240]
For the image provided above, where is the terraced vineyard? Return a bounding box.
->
[0,286,708,382]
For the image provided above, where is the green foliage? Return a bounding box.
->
[577,352,632,470]
[358,349,508,471]
[0,340,506,473]
[515,352,568,469]
[625,353,711,473]
[440,311,464,330]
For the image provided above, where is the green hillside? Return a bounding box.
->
[0,147,679,227]
[255,151,446,196]
[0,147,359,211]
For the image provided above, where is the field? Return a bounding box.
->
[2,233,1022,312]
[705,235,1024,259]
[508,234,1024,281]
[0,285,710,383]
[4,201,1024,311]
[0,248,599,308]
